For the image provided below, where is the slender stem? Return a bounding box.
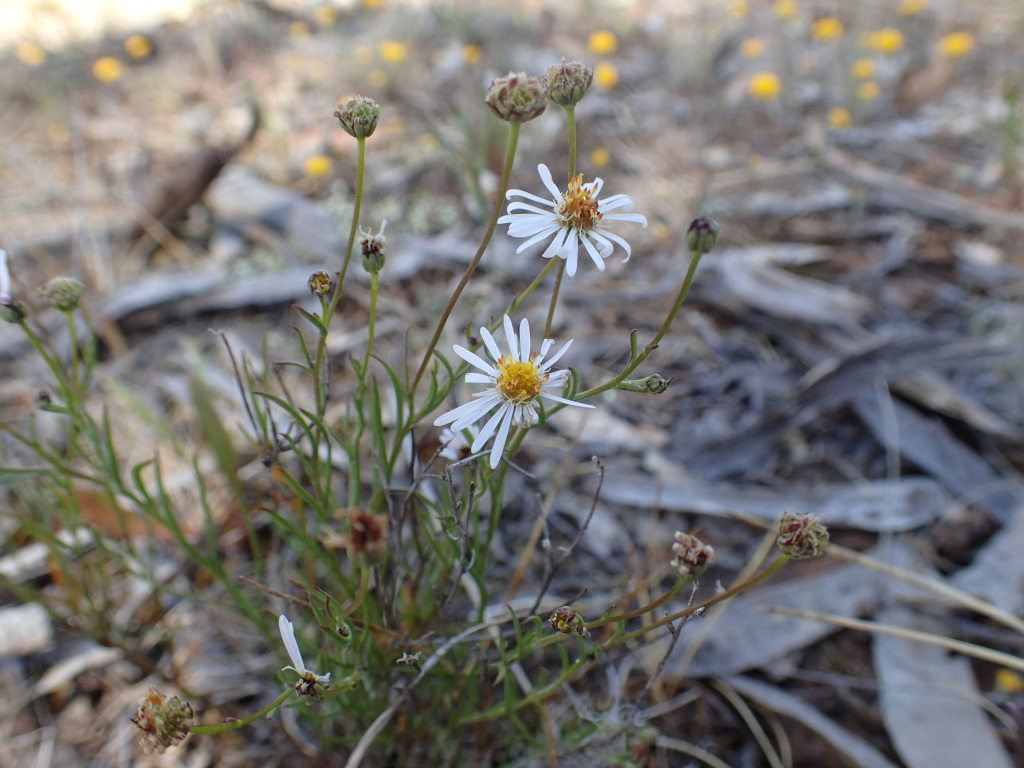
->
[543,261,565,339]
[363,271,379,373]
[412,122,521,392]
[565,105,577,179]
[191,688,295,734]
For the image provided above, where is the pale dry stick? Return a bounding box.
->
[765,607,1024,674]
[710,679,785,768]
[827,544,1024,636]
[655,736,734,768]
[343,616,510,768]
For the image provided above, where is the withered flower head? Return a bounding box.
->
[485,72,547,123]
[360,220,388,274]
[307,271,333,296]
[544,58,594,107]
[776,511,830,559]
[548,605,590,637]
[130,688,193,754]
[671,531,715,578]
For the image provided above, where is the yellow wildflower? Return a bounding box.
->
[748,71,781,100]
[15,42,46,66]
[857,81,880,101]
[729,0,749,19]
[588,30,618,56]
[774,0,797,18]
[92,57,124,82]
[314,4,337,25]
[851,58,875,79]
[827,107,852,128]
[812,17,843,40]
[289,21,310,38]
[124,34,152,58]
[864,27,904,54]
[379,40,407,63]
[939,32,974,58]
[590,147,611,167]
[594,61,619,89]
[899,0,926,14]
[741,38,765,58]
[363,0,384,6]
[463,44,482,64]
[995,668,1024,695]
[302,155,333,178]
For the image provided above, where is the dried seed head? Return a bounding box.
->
[334,95,380,139]
[130,688,193,754]
[308,271,333,296]
[40,276,84,311]
[685,216,721,255]
[544,58,594,107]
[671,531,715,578]
[776,511,830,559]
[548,605,590,637]
[485,72,547,123]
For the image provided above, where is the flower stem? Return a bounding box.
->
[191,688,295,734]
[412,122,521,392]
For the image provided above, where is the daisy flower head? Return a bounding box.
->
[433,315,594,469]
[279,614,330,701]
[498,164,647,277]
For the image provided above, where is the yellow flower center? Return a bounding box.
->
[556,174,602,233]
[496,358,543,403]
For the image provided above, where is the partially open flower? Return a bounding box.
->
[544,58,594,107]
[776,511,830,559]
[671,531,715,578]
[485,72,547,124]
[360,220,388,274]
[334,95,380,139]
[549,605,590,637]
[308,271,333,296]
[130,688,193,753]
[279,614,330,702]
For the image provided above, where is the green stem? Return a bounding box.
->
[565,105,577,179]
[543,261,565,339]
[191,688,295,734]
[412,122,521,392]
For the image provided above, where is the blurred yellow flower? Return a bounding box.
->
[812,17,843,40]
[774,0,797,18]
[748,71,781,100]
[729,0,749,19]
[463,44,482,64]
[15,42,46,66]
[590,147,611,167]
[314,4,337,25]
[355,45,374,64]
[740,38,765,58]
[379,40,407,63]
[594,61,619,89]
[939,32,974,58]
[995,668,1024,695]
[851,58,875,79]
[588,30,618,56]
[857,81,880,100]
[124,34,152,58]
[303,154,333,178]
[368,69,388,88]
[827,106,852,128]
[290,21,310,38]
[363,0,384,6]
[864,27,904,54]
[92,57,124,82]
[899,0,926,14]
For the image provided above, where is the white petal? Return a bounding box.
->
[590,177,605,195]
[479,326,503,363]
[488,407,516,468]
[502,315,519,361]
[435,396,493,428]
[464,372,496,384]
[514,226,561,253]
[598,229,633,259]
[541,392,595,408]
[453,344,497,374]
[518,317,530,362]
[279,614,306,673]
[581,235,607,271]
[504,188,558,207]
[0,250,9,296]
[586,230,616,258]
[474,403,509,452]
[603,212,648,227]
[503,201,557,217]
[537,163,562,199]
[543,338,573,368]
[598,194,634,213]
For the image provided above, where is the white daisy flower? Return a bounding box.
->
[433,315,594,469]
[278,614,330,692]
[498,163,648,277]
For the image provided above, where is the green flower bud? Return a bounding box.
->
[544,58,594,107]
[41,276,84,311]
[485,72,547,124]
[686,216,720,255]
[617,374,673,394]
[359,220,388,274]
[334,95,380,139]
[0,297,27,324]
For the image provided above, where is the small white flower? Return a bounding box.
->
[498,164,647,277]
[278,614,330,684]
[433,315,594,469]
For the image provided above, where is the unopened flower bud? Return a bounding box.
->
[334,95,380,139]
[485,72,547,123]
[130,688,193,754]
[0,296,27,324]
[776,511,829,559]
[686,216,720,255]
[41,276,84,311]
[671,531,715,578]
[308,271,333,296]
[548,605,590,637]
[617,374,673,394]
[544,58,594,107]
[359,220,388,274]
